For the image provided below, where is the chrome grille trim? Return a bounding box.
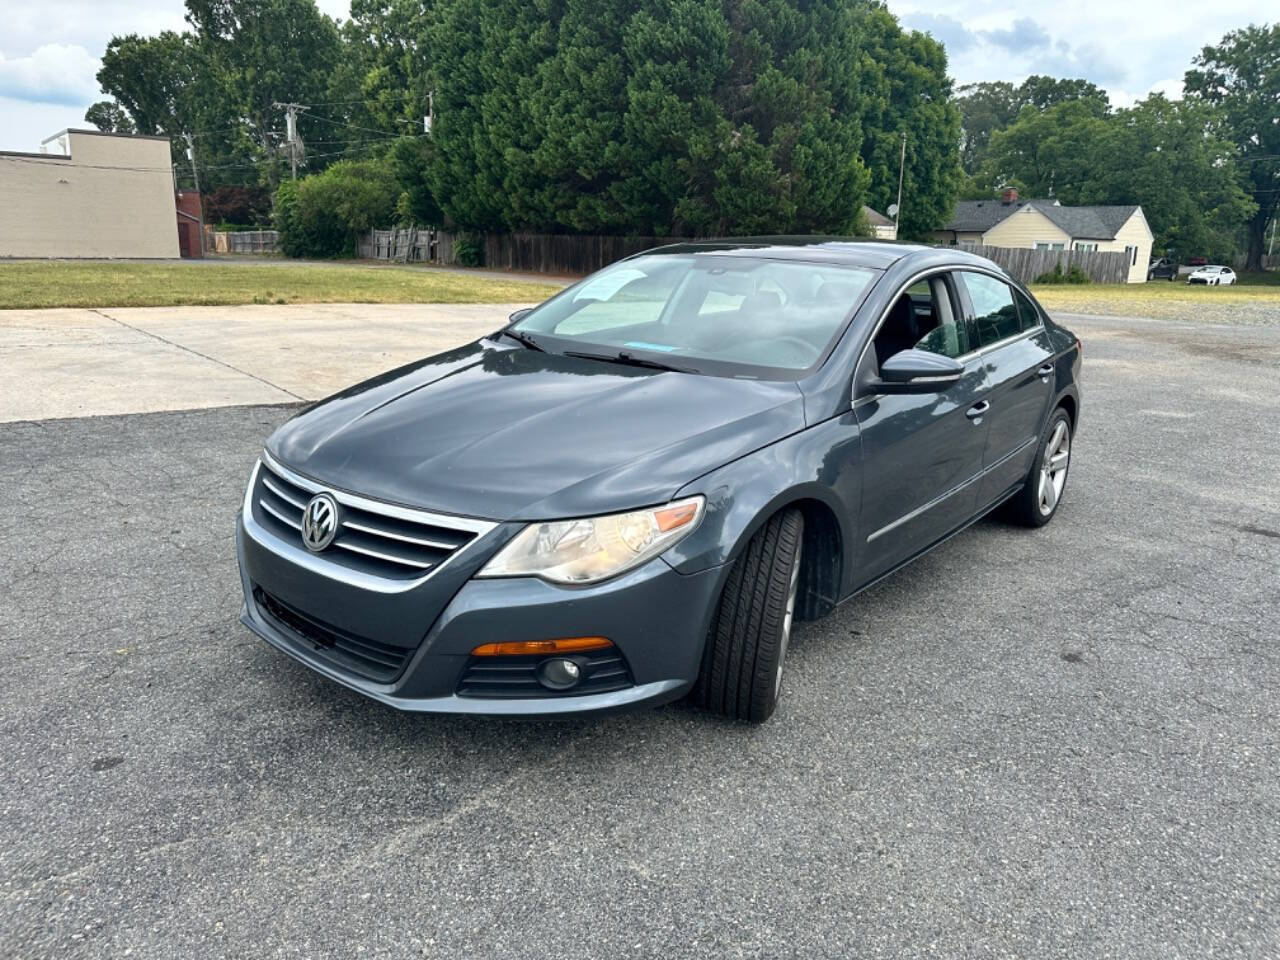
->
[262,450,494,533]
[340,519,459,551]
[332,538,435,570]
[260,498,302,530]
[261,474,307,510]
[243,452,500,593]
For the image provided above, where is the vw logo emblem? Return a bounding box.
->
[301,493,339,552]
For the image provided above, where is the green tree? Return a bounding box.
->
[98,1,347,189]
[84,101,136,135]
[856,6,962,239]
[977,95,1254,260]
[97,32,198,137]
[1184,23,1280,271]
[275,157,400,257]
[417,0,896,237]
[956,75,1108,175]
[185,0,345,186]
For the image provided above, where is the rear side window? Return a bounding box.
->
[1013,287,1042,331]
[960,272,1020,347]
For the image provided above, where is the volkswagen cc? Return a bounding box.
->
[236,240,1081,722]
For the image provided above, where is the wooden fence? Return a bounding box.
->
[356,228,1141,284]
[482,233,667,274]
[357,227,455,263]
[960,243,1131,285]
[205,229,279,255]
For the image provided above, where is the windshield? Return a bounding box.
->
[511,254,878,377]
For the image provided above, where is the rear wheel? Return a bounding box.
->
[1007,408,1072,527]
[693,509,804,723]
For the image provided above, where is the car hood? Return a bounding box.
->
[268,340,806,520]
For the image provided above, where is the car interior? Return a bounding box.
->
[530,258,877,371]
[872,276,970,367]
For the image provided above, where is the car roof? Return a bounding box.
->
[636,236,1001,273]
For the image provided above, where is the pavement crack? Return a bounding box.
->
[88,308,307,402]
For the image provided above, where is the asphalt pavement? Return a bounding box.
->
[2,312,1278,958]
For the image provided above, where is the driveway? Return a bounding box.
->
[0,303,533,422]
[2,309,1278,958]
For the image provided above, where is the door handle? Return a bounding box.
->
[966,400,990,421]
[1037,363,1054,380]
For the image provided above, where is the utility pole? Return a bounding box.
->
[273,102,309,180]
[894,133,906,239]
[183,133,205,257]
[425,90,434,135]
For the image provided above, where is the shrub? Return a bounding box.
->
[274,159,399,259]
[454,231,484,267]
[203,185,272,226]
[1034,263,1092,285]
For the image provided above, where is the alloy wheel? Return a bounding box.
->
[1038,420,1071,516]
[775,542,804,696]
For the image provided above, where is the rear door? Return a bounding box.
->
[956,272,1055,510]
[853,273,990,581]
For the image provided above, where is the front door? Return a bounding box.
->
[954,272,1055,508]
[853,273,991,581]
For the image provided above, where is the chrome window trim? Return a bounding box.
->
[852,264,1044,405]
[242,457,501,595]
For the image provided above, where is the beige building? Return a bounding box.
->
[0,129,179,259]
[933,190,1155,283]
[862,205,897,241]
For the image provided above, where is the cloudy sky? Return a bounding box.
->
[0,0,1263,152]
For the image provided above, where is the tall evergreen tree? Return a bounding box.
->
[855,5,961,240]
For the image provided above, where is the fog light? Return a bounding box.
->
[538,658,582,691]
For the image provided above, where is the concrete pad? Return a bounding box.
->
[107,302,525,400]
[0,302,531,423]
[1,307,295,422]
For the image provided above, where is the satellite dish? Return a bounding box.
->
[887,203,899,218]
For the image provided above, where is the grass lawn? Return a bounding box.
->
[0,259,564,309]
[1031,274,1280,325]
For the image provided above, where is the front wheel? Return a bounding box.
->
[692,509,804,723]
[1006,409,1072,527]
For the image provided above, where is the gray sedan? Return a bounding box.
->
[236,239,1081,722]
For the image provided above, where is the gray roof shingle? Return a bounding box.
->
[944,199,1140,240]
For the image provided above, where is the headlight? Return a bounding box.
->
[477,497,705,584]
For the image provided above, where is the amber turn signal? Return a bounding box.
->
[653,501,700,532]
[470,637,614,657]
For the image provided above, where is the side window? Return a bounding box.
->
[1012,287,1042,332]
[960,272,1020,347]
[872,275,970,365]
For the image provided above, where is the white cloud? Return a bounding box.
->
[0,96,94,151]
[0,44,101,107]
[0,1,353,150]
[1109,78,1185,109]
[893,0,1260,105]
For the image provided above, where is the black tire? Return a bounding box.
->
[692,509,804,723]
[1006,407,1072,527]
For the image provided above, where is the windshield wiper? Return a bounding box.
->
[499,328,546,352]
[563,349,699,374]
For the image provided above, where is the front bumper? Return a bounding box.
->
[236,516,724,716]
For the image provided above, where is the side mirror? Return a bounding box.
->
[868,348,964,395]
[508,307,534,323]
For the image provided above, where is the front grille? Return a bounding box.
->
[456,650,634,699]
[253,587,412,682]
[253,456,488,582]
